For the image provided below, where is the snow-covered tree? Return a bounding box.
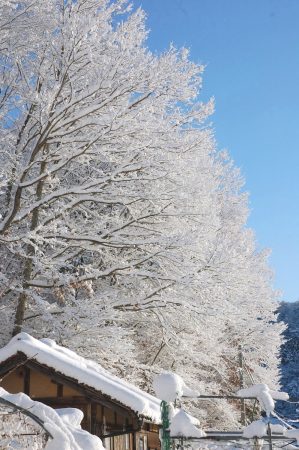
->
[0,0,211,336]
[0,0,282,427]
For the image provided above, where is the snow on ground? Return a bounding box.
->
[0,387,103,450]
[153,372,198,402]
[0,333,161,422]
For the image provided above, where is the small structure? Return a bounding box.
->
[0,333,161,450]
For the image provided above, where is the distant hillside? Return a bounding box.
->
[277,301,299,419]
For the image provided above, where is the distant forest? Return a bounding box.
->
[277,301,299,419]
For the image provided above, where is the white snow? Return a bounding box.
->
[270,390,289,401]
[237,384,277,416]
[152,373,204,438]
[0,387,104,450]
[0,333,161,422]
[242,420,286,439]
[153,372,198,402]
[237,384,289,417]
[169,409,206,438]
[242,419,267,438]
[285,429,299,444]
[56,408,84,427]
[270,424,286,434]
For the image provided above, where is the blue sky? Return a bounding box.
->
[134,0,299,302]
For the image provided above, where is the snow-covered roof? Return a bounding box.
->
[0,333,161,423]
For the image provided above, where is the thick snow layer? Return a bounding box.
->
[242,420,286,439]
[237,384,287,416]
[0,387,103,450]
[270,390,289,401]
[242,420,267,438]
[169,409,206,438]
[56,408,84,427]
[270,424,286,434]
[0,333,161,422]
[153,372,198,402]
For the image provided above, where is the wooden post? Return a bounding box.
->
[253,437,262,450]
[24,367,30,395]
[57,383,63,397]
[180,437,184,450]
[267,422,273,450]
[91,402,97,435]
[86,402,92,433]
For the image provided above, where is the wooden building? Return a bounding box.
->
[0,333,161,450]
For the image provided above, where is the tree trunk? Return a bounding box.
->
[12,258,33,336]
[12,161,46,336]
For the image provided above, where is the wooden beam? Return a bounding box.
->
[0,353,27,379]
[34,396,87,406]
[103,428,137,438]
[24,367,30,395]
[57,383,63,397]
[86,402,92,433]
[91,402,97,435]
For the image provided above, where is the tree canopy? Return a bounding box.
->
[0,0,282,426]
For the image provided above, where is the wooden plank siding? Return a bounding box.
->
[0,353,161,450]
